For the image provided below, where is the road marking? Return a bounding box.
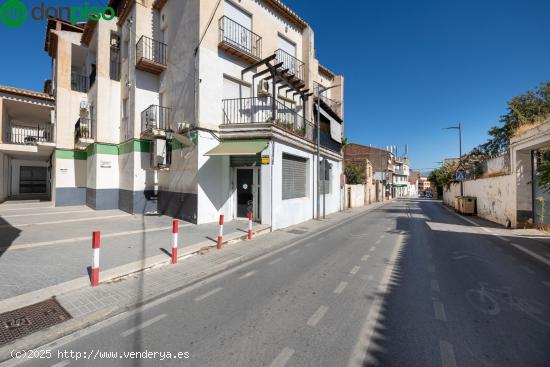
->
[433,301,447,321]
[543,281,550,288]
[521,266,535,275]
[289,249,300,255]
[51,361,70,367]
[269,347,294,367]
[369,246,376,252]
[350,266,360,275]
[496,236,511,242]
[509,243,550,267]
[375,239,381,245]
[307,305,329,327]
[431,280,440,292]
[269,257,282,265]
[120,314,167,337]
[1,209,91,218]
[239,270,257,279]
[428,264,435,273]
[361,254,370,262]
[334,281,348,294]
[380,234,386,239]
[0,214,128,229]
[439,340,458,367]
[193,287,222,302]
[347,234,405,367]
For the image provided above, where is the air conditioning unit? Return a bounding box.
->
[257,80,270,96]
[151,138,168,169]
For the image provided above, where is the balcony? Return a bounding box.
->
[275,49,304,82]
[71,72,88,93]
[6,124,53,145]
[140,105,172,140]
[136,36,167,74]
[222,96,313,141]
[316,129,342,153]
[74,118,94,149]
[218,16,262,63]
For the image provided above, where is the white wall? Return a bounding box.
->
[345,184,365,208]
[0,152,8,201]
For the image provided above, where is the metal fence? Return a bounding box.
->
[71,73,88,93]
[219,16,262,60]
[275,48,304,81]
[136,35,167,66]
[141,105,172,130]
[7,124,53,145]
[74,118,93,142]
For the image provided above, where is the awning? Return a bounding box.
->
[317,105,342,143]
[204,139,269,156]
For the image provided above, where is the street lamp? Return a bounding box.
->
[443,122,463,196]
[316,84,341,220]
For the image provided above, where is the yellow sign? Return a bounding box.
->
[261,156,270,165]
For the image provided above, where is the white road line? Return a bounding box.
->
[334,281,348,294]
[193,287,223,302]
[0,214,128,229]
[120,314,167,337]
[307,305,329,327]
[375,239,381,245]
[350,266,360,275]
[347,234,405,367]
[269,257,282,265]
[380,234,386,239]
[1,209,91,218]
[369,246,376,252]
[361,254,370,262]
[431,280,440,292]
[510,243,550,267]
[289,249,300,255]
[239,270,257,279]
[433,301,447,321]
[439,340,458,367]
[428,264,435,273]
[521,266,535,275]
[497,236,511,242]
[51,361,70,367]
[269,347,295,367]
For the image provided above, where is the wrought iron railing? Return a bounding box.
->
[222,97,313,140]
[275,48,304,81]
[219,16,262,60]
[74,118,94,142]
[316,129,342,153]
[71,73,88,92]
[7,124,53,145]
[141,105,172,131]
[136,35,167,66]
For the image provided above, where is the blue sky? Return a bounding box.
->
[1,0,549,172]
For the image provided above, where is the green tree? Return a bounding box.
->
[344,161,365,185]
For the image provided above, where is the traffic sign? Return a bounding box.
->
[455,168,465,181]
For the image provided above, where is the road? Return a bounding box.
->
[10,199,550,366]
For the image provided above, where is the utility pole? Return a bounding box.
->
[443,122,464,196]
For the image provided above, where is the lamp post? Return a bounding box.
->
[316,83,341,220]
[443,122,463,196]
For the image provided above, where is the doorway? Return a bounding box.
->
[19,166,47,194]
[235,168,260,220]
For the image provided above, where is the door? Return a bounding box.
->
[19,166,47,194]
[236,168,253,218]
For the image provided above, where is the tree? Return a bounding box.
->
[428,161,458,195]
[344,161,365,184]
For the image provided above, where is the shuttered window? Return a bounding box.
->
[282,153,307,200]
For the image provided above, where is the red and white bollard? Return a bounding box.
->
[217,214,224,249]
[247,211,253,240]
[171,219,179,264]
[91,231,100,287]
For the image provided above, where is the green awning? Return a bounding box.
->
[204,140,269,156]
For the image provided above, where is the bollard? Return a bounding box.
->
[91,231,100,287]
[217,214,224,249]
[247,211,253,240]
[172,219,179,264]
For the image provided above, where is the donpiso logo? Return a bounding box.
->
[0,0,27,28]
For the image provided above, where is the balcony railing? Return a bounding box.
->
[7,124,53,145]
[141,105,172,131]
[315,129,342,153]
[218,16,262,61]
[71,73,88,92]
[275,49,304,81]
[222,96,313,140]
[136,35,167,74]
[74,118,94,143]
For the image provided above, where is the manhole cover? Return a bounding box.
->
[0,299,71,345]
[287,229,307,235]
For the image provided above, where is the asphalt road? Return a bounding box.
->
[11,199,550,367]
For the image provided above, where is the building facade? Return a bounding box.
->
[9,0,344,231]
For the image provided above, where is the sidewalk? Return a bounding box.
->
[0,201,389,362]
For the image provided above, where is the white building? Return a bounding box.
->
[392,157,409,197]
[0,1,345,231]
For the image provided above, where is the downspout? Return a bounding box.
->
[271,141,274,229]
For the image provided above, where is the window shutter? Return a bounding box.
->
[282,154,307,199]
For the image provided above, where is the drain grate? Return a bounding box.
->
[0,298,71,345]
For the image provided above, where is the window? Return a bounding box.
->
[282,153,307,200]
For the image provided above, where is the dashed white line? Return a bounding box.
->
[289,249,300,255]
[269,347,295,367]
[334,281,348,294]
[51,361,70,367]
[269,257,282,265]
[239,270,257,279]
[375,239,381,245]
[439,340,458,367]
[361,254,370,262]
[307,305,329,327]
[430,280,440,292]
[120,314,167,337]
[369,246,376,252]
[496,236,511,242]
[380,234,386,239]
[350,266,361,275]
[433,301,447,321]
[193,287,222,302]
